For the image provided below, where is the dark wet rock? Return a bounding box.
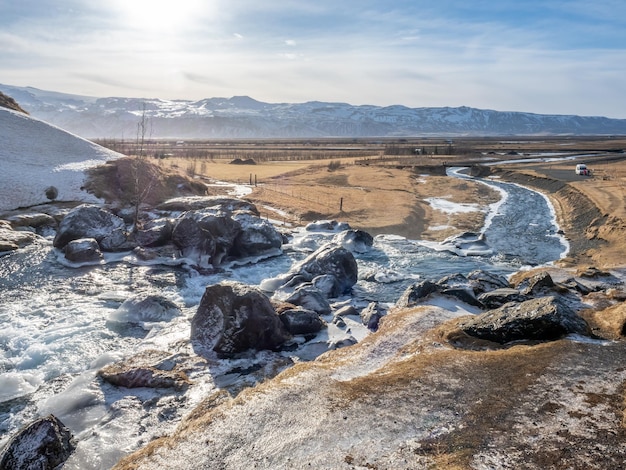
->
[334,305,360,318]
[478,288,530,309]
[64,237,103,263]
[305,220,350,232]
[191,282,291,358]
[172,211,241,265]
[278,307,327,335]
[134,218,173,247]
[0,414,76,470]
[440,287,484,308]
[361,302,386,331]
[53,204,128,251]
[157,196,259,215]
[437,273,469,288]
[97,350,190,390]
[467,269,510,294]
[460,296,591,344]
[332,229,374,253]
[285,286,332,315]
[515,271,556,295]
[395,280,440,308]
[288,244,358,295]
[561,278,594,295]
[231,213,283,258]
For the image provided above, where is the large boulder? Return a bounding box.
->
[231,213,283,258]
[467,269,510,294]
[191,282,292,357]
[134,217,173,247]
[289,244,358,295]
[0,414,76,470]
[478,288,529,309]
[459,296,591,344]
[171,211,241,265]
[53,204,128,251]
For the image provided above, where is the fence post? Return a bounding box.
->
[340,197,343,212]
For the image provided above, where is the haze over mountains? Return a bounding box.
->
[2,83,626,140]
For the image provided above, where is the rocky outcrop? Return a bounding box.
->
[360,302,386,331]
[477,288,529,309]
[53,204,128,251]
[231,213,283,258]
[191,282,292,358]
[459,296,590,344]
[63,237,103,263]
[0,414,76,470]
[395,280,440,308]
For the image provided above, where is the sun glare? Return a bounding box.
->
[114,0,206,32]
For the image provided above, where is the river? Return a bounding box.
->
[0,169,567,467]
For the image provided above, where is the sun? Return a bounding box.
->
[113,0,206,32]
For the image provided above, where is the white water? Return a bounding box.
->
[0,173,568,467]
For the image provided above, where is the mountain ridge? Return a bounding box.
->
[1,83,625,139]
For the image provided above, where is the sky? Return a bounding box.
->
[1,0,625,118]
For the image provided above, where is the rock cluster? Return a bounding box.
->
[396,269,602,345]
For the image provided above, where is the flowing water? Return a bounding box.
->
[0,169,567,467]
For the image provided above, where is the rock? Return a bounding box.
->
[467,269,510,294]
[437,273,469,288]
[439,231,492,256]
[285,286,332,315]
[395,280,439,308]
[0,414,76,470]
[515,271,555,295]
[332,229,374,253]
[171,211,241,265]
[97,350,190,390]
[311,274,343,298]
[360,302,386,331]
[334,305,360,318]
[157,196,259,215]
[53,204,128,251]
[191,282,292,358]
[478,288,529,309]
[108,294,181,324]
[278,308,327,335]
[64,237,103,263]
[289,244,358,294]
[460,296,591,344]
[134,218,173,247]
[305,220,350,232]
[576,266,612,279]
[231,213,283,258]
[7,213,57,235]
[440,287,484,308]
[0,223,41,252]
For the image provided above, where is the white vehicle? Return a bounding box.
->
[575,163,590,176]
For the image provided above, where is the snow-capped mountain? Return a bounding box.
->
[0,107,122,211]
[2,83,626,139]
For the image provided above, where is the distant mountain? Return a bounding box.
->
[0,107,122,211]
[1,83,626,139]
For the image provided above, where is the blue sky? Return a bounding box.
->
[1,0,625,117]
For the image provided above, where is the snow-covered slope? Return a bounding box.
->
[0,107,123,211]
[2,83,626,139]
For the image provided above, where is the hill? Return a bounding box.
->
[0,107,123,211]
[0,91,27,114]
[1,84,626,139]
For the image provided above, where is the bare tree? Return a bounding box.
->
[131,103,157,231]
